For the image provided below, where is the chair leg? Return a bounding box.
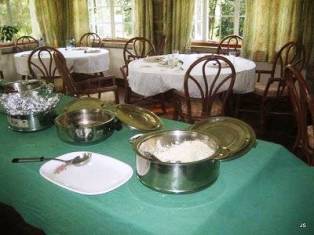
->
[114,88,120,104]
[260,99,267,136]
[160,93,167,114]
[234,94,241,117]
[124,88,131,104]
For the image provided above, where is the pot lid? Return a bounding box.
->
[189,117,256,161]
[63,97,108,113]
[110,104,162,132]
[64,99,162,132]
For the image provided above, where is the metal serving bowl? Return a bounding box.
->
[129,130,221,193]
[1,80,44,94]
[55,108,121,145]
[7,110,55,132]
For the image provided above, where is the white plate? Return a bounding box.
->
[207,60,229,68]
[84,49,101,53]
[39,152,133,195]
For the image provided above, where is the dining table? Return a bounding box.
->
[0,96,314,235]
[14,47,110,76]
[127,54,256,97]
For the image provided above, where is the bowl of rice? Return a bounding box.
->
[129,130,221,193]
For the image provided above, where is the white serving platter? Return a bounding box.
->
[39,151,133,195]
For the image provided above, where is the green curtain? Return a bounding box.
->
[163,0,195,53]
[299,0,314,65]
[65,0,89,43]
[35,0,89,47]
[134,0,154,44]
[34,0,65,47]
[242,0,313,63]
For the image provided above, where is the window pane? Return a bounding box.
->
[221,0,234,16]
[221,17,234,38]
[0,0,33,39]
[88,0,134,39]
[240,0,245,16]
[208,0,219,16]
[208,16,217,40]
[239,16,245,36]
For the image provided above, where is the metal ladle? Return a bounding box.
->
[12,152,92,166]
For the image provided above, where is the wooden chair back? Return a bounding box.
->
[53,50,78,95]
[28,46,60,83]
[265,41,306,97]
[217,35,242,56]
[183,55,236,122]
[79,32,102,47]
[285,64,314,165]
[15,36,39,52]
[123,37,156,66]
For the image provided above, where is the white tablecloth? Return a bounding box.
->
[128,54,256,97]
[14,47,110,76]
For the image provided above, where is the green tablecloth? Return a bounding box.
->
[0,99,314,234]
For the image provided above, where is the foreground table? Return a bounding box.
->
[0,106,313,234]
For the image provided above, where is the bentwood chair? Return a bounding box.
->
[123,37,156,66]
[78,32,102,47]
[216,35,242,56]
[15,36,39,52]
[235,42,306,130]
[28,46,59,84]
[173,55,236,123]
[121,37,166,112]
[286,65,314,166]
[54,50,119,103]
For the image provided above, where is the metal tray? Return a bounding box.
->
[189,117,256,160]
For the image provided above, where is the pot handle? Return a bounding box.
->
[128,133,145,145]
[215,147,230,160]
[113,118,122,131]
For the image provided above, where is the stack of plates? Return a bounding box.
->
[189,117,256,161]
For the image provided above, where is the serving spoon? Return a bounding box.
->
[12,152,92,166]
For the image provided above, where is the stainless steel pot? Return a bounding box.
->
[7,110,55,132]
[129,130,221,193]
[55,109,121,145]
[1,80,44,94]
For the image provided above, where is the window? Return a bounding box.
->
[192,0,245,41]
[0,0,40,40]
[88,0,134,39]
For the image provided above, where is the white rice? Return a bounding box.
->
[152,140,215,163]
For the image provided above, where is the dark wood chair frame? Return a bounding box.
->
[235,42,306,131]
[286,64,314,166]
[173,55,236,123]
[78,32,102,47]
[54,49,119,103]
[217,35,242,56]
[123,37,156,66]
[28,46,59,83]
[121,37,166,113]
[259,42,306,129]
[15,35,39,52]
